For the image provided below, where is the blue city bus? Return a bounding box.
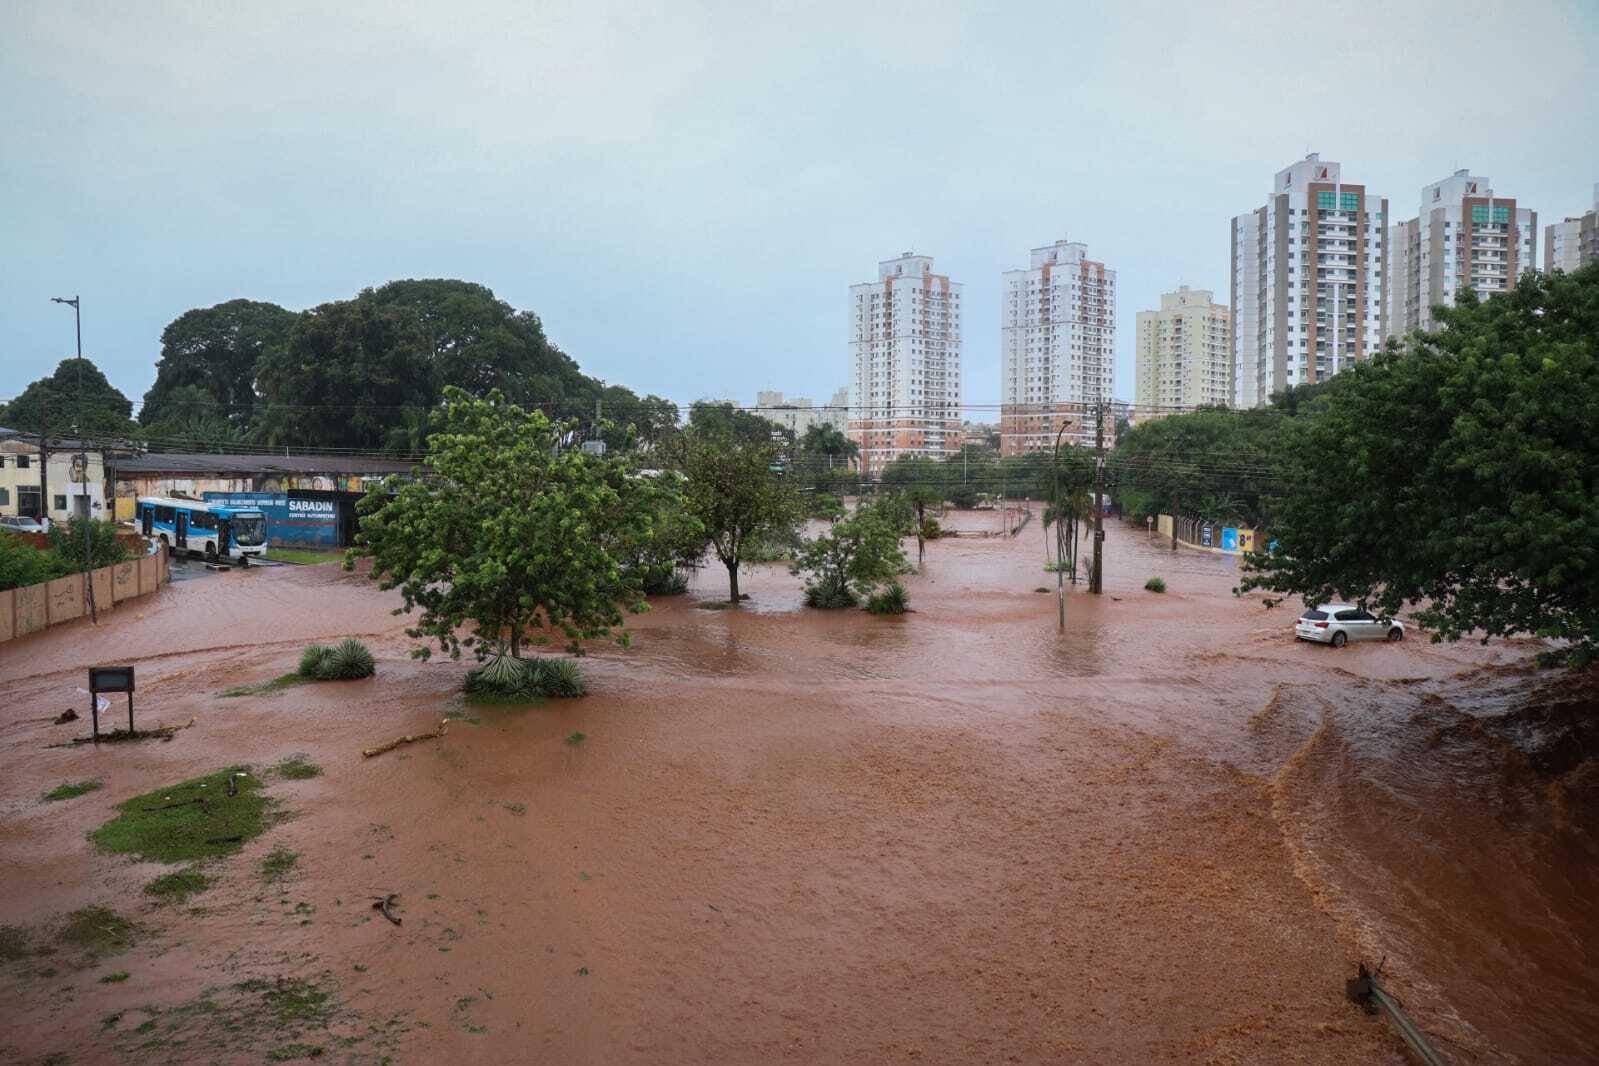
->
[136,496,268,565]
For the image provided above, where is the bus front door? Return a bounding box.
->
[217,520,231,562]
[141,508,153,536]
[175,511,188,551]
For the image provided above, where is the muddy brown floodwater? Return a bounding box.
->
[2,515,1595,1064]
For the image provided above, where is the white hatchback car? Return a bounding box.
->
[1295,604,1405,647]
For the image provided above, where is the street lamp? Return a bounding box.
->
[51,294,97,623]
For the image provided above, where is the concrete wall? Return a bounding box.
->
[0,551,169,645]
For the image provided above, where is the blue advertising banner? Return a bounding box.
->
[202,493,339,547]
[1221,527,1239,552]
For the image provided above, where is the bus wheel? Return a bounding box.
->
[204,542,217,563]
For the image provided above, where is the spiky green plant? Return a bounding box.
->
[298,644,334,679]
[866,580,909,616]
[323,637,376,680]
[468,653,531,695]
[529,658,587,698]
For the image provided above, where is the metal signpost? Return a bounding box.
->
[88,666,135,741]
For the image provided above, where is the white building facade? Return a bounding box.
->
[999,239,1115,454]
[848,253,962,477]
[1135,286,1232,411]
[1231,154,1388,408]
[1386,170,1537,340]
[1544,182,1599,274]
[754,388,849,437]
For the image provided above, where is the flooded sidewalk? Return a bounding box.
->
[0,517,1592,1064]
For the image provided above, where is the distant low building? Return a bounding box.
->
[0,429,108,524]
[755,388,848,437]
[1544,182,1599,274]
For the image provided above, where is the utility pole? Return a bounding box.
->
[1091,401,1105,595]
[52,295,95,623]
[38,402,49,527]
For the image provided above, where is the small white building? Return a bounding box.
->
[753,388,848,437]
[0,431,107,523]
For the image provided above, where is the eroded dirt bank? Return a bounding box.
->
[1,517,1593,1064]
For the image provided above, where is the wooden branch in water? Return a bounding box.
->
[362,719,449,759]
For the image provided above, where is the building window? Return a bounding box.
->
[0,488,8,505]
[54,495,67,511]
[17,454,30,469]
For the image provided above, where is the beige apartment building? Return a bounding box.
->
[1135,286,1231,412]
[848,253,962,477]
[1387,169,1537,340]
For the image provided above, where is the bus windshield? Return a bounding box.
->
[232,513,267,546]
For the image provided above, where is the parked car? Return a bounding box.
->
[1295,604,1404,647]
[0,515,46,534]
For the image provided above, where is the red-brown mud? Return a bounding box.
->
[1,518,1593,1064]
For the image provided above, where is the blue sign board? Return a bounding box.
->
[1221,527,1239,552]
[1200,524,1214,547]
[202,492,339,548]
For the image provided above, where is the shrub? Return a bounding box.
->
[531,658,587,698]
[298,644,333,678]
[866,580,910,616]
[920,517,943,541]
[465,655,586,699]
[323,638,376,680]
[0,534,72,593]
[641,567,690,596]
[947,487,980,510]
[803,576,858,609]
[1145,576,1167,593]
[466,653,530,695]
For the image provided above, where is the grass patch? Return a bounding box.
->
[100,970,130,983]
[240,976,332,1025]
[274,756,322,781]
[1144,576,1167,593]
[694,600,735,610]
[43,779,103,802]
[503,803,527,816]
[218,673,311,698]
[260,847,299,883]
[102,974,359,1062]
[60,907,139,958]
[91,766,269,864]
[1,924,35,962]
[145,868,211,904]
[265,549,341,566]
[463,689,546,707]
[565,732,586,747]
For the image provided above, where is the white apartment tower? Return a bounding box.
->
[1135,286,1232,411]
[1387,170,1537,340]
[1544,182,1599,274]
[1231,154,1388,408]
[999,239,1115,454]
[848,253,962,477]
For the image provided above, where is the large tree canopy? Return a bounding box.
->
[1242,263,1599,663]
[1111,406,1283,529]
[0,357,136,438]
[349,388,669,659]
[140,299,297,430]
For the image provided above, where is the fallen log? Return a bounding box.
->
[362,718,449,759]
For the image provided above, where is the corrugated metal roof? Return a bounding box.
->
[109,452,418,476]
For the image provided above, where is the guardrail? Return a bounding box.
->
[1346,962,1446,1065]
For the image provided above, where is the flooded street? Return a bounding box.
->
[2,515,1594,1064]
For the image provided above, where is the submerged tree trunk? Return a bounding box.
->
[726,559,740,603]
[916,502,926,570]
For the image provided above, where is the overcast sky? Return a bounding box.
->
[4,0,1596,422]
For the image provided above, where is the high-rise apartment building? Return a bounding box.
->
[1545,182,1599,274]
[1231,154,1388,408]
[1135,286,1231,411]
[1386,170,1537,340]
[999,239,1115,453]
[848,253,962,477]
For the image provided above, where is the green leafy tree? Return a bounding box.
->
[141,299,297,430]
[0,358,136,438]
[348,388,664,659]
[1110,407,1280,534]
[1241,264,1599,664]
[879,455,946,568]
[791,500,907,608]
[673,428,797,603]
[687,400,785,445]
[47,518,132,571]
[255,299,434,451]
